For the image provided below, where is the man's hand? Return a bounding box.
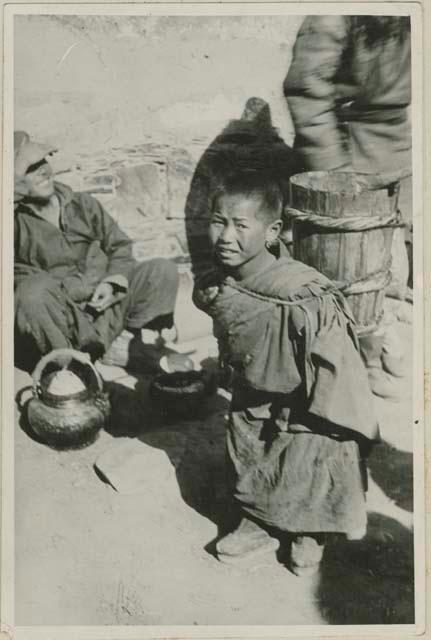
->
[89,282,116,312]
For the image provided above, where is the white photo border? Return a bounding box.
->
[1,2,427,639]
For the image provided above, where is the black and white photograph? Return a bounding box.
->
[1,2,426,637]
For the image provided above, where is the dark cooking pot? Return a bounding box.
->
[149,369,216,418]
[27,349,110,449]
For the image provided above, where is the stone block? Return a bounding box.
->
[115,163,167,220]
[132,236,166,262]
[133,234,186,261]
[94,436,187,495]
[160,234,188,260]
[93,193,117,209]
[83,172,117,195]
[166,148,198,219]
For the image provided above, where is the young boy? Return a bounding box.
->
[193,170,379,576]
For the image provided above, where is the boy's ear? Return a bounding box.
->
[266,219,283,244]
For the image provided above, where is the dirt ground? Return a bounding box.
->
[14,321,415,627]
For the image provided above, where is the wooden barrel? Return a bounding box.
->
[285,172,402,335]
[289,171,400,219]
[291,221,394,283]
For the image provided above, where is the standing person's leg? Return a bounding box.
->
[373,176,412,382]
[387,226,409,301]
[398,175,413,289]
[386,176,412,301]
[361,177,412,396]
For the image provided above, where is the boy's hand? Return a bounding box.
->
[89,282,116,312]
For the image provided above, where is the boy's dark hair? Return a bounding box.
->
[212,170,283,223]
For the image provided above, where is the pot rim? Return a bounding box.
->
[35,384,96,408]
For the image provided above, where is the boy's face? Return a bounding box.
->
[209,192,278,271]
[24,159,55,201]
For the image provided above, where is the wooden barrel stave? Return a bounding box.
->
[292,222,394,283]
[288,171,400,331]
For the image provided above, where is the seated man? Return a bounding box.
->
[14,131,179,370]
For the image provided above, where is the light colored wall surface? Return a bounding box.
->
[15,15,303,152]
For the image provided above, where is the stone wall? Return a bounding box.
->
[15,14,303,271]
[55,141,204,265]
[56,99,297,277]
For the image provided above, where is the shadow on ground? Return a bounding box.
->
[104,365,236,544]
[367,439,413,512]
[15,351,236,545]
[318,513,414,624]
[317,437,415,625]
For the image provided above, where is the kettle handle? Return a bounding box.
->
[32,348,104,397]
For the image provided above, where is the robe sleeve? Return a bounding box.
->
[304,297,380,442]
[284,15,351,171]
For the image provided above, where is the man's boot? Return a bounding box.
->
[216,516,279,566]
[101,329,162,372]
[101,328,192,374]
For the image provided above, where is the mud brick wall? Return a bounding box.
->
[63,142,207,268]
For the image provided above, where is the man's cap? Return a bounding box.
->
[14,130,57,177]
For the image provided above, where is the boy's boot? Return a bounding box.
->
[216,516,279,566]
[289,535,325,577]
